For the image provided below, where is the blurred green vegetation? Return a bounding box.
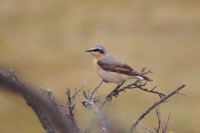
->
[0,0,200,132]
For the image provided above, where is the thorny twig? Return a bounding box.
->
[124,81,165,98]
[64,89,80,132]
[62,81,86,115]
[82,80,107,133]
[70,81,86,102]
[40,81,86,133]
[119,71,165,97]
[89,80,104,98]
[63,81,86,133]
[141,67,153,75]
[82,80,103,109]
[99,68,165,109]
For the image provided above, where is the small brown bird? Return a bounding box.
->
[85,45,152,85]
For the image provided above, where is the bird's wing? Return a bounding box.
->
[97,55,141,76]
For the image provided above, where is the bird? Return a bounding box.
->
[85,44,152,86]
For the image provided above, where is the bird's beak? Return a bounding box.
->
[85,49,92,52]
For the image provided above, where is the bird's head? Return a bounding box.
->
[85,44,107,59]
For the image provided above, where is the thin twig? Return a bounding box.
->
[139,122,154,133]
[71,80,86,101]
[98,68,165,109]
[82,80,107,133]
[120,81,165,98]
[163,113,171,133]
[155,106,163,133]
[82,80,103,109]
[129,84,186,133]
[63,82,86,133]
[65,89,80,132]
[98,80,165,110]
[89,80,104,98]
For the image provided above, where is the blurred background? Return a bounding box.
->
[0,0,200,132]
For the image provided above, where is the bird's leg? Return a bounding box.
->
[113,82,125,95]
[106,82,125,101]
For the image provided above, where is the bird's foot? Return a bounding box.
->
[106,89,119,101]
[106,82,124,101]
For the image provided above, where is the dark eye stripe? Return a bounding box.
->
[92,48,104,54]
[93,49,99,52]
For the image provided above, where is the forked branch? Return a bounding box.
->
[129,84,186,133]
[82,80,107,133]
[99,68,165,109]
[0,68,187,133]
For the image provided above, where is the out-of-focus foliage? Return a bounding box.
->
[0,0,199,132]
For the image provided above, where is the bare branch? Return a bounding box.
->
[0,69,74,133]
[98,68,165,109]
[129,84,186,133]
[139,122,154,133]
[82,80,103,109]
[121,81,165,98]
[82,80,107,133]
[98,80,165,110]
[141,67,153,75]
[154,106,172,133]
[65,88,81,133]
[1,65,188,133]
[89,80,104,98]
[163,113,171,133]
[155,106,163,133]
[71,81,86,101]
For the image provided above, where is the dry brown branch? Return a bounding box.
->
[89,80,104,98]
[82,80,103,109]
[65,88,82,132]
[124,81,165,98]
[0,69,74,133]
[141,67,153,75]
[40,81,86,133]
[82,80,107,133]
[163,113,171,133]
[155,106,162,133]
[139,122,154,133]
[0,68,187,133]
[129,84,186,133]
[154,106,172,133]
[99,68,165,109]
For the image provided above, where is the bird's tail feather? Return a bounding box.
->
[136,75,153,81]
